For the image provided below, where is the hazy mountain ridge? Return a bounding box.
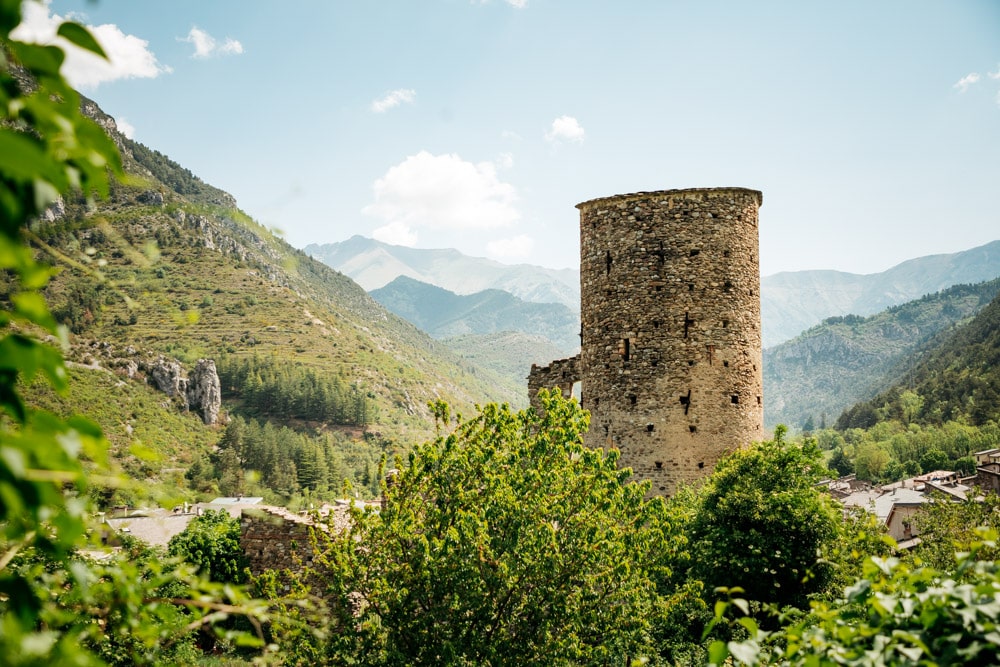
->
[370,276,580,352]
[304,236,580,311]
[761,240,1000,347]
[763,278,1000,430]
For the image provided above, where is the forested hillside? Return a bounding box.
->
[764,278,1000,430]
[793,289,1000,485]
[838,290,1000,430]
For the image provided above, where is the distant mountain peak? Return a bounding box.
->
[304,236,580,311]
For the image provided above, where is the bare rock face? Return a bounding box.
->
[187,359,222,425]
[148,357,189,408]
[42,196,65,222]
[138,190,165,206]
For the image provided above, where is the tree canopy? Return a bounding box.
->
[313,392,675,666]
[683,426,844,610]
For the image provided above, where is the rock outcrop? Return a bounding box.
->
[75,343,223,426]
[148,357,188,404]
[187,359,222,425]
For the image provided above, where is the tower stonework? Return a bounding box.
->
[531,187,763,497]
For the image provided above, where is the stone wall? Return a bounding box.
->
[527,355,581,412]
[240,506,327,576]
[573,187,764,496]
[975,465,1000,493]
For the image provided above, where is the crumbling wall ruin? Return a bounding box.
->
[240,507,326,577]
[527,355,581,412]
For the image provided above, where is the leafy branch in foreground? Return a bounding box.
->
[707,532,1000,666]
[0,2,273,663]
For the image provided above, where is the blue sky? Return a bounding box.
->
[19,0,1000,276]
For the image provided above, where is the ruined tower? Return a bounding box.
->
[529,187,763,496]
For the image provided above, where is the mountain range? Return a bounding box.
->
[760,240,1000,347]
[304,236,580,312]
[308,236,1000,350]
[370,276,579,352]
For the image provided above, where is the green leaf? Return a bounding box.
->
[0,130,67,189]
[732,597,750,616]
[728,640,761,665]
[7,40,65,77]
[707,640,730,666]
[11,291,58,330]
[56,22,107,58]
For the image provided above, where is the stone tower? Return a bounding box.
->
[529,187,763,496]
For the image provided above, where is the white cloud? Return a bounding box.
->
[545,115,585,143]
[372,221,418,247]
[363,151,520,245]
[12,0,169,89]
[115,116,135,139]
[487,234,534,260]
[990,65,1000,80]
[954,72,981,92]
[371,88,417,113]
[181,26,244,59]
[496,152,514,169]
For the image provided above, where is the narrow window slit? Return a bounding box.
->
[620,338,631,361]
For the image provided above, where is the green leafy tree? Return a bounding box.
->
[684,426,844,611]
[828,446,853,476]
[168,509,249,584]
[919,447,949,473]
[910,493,1000,570]
[854,440,891,481]
[311,391,673,666]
